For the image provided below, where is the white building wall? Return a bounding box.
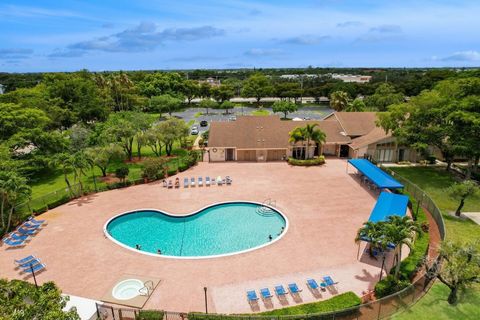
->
[209,148,226,162]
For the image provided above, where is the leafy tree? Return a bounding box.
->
[85,144,123,177]
[346,98,366,112]
[212,84,235,103]
[289,124,326,159]
[199,82,212,98]
[435,240,480,304]
[102,112,145,161]
[115,166,129,183]
[133,113,154,159]
[446,180,480,216]
[383,216,421,279]
[142,158,167,180]
[108,72,141,111]
[365,83,403,111]
[217,101,235,114]
[0,103,50,141]
[275,82,303,102]
[199,99,218,115]
[0,171,31,232]
[241,73,274,104]
[69,124,91,151]
[272,100,298,119]
[136,72,185,98]
[223,78,242,96]
[181,80,200,104]
[149,94,183,117]
[144,125,164,157]
[329,91,350,111]
[157,118,189,156]
[0,279,80,320]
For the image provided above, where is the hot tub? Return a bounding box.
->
[111,279,143,300]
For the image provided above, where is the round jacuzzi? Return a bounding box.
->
[104,201,288,258]
[111,279,144,300]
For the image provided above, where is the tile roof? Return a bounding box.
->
[333,112,378,136]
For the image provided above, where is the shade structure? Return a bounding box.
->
[368,191,409,223]
[348,159,404,189]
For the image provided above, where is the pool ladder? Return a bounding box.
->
[139,280,154,297]
[256,198,277,216]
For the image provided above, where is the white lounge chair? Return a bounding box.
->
[216,176,223,185]
[184,178,189,188]
[190,177,195,187]
[198,177,203,187]
[205,176,211,186]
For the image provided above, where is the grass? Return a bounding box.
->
[250,109,270,116]
[259,292,361,316]
[392,283,480,320]
[194,112,202,118]
[389,166,480,319]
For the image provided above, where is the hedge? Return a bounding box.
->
[136,310,165,320]
[288,156,325,166]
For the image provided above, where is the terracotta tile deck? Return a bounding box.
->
[0,159,403,314]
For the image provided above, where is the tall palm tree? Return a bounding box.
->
[0,172,31,232]
[330,91,350,111]
[303,124,326,159]
[384,215,421,279]
[355,221,389,258]
[289,127,305,159]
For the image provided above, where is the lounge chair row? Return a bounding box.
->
[14,255,46,274]
[163,176,233,188]
[247,277,337,303]
[2,217,46,247]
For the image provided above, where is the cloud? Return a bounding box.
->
[440,50,480,62]
[281,35,330,45]
[48,50,86,58]
[337,21,363,28]
[244,48,283,57]
[369,24,402,33]
[0,48,33,60]
[62,22,225,54]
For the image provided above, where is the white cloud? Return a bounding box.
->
[440,50,480,62]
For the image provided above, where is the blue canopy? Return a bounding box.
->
[348,159,404,189]
[368,192,409,223]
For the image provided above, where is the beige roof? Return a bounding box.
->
[349,126,391,150]
[333,112,378,137]
[208,116,350,149]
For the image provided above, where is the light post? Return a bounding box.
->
[30,264,38,289]
[203,287,208,314]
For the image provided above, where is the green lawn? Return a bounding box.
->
[250,109,270,116]
[392,283,480,320]
[389,166,480,319]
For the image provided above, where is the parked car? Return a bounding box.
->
[200,120,208,127]
[190,126,199,135]
[228,116,237,121]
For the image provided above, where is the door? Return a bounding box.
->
[267,149,286,161]
[225,148,235,161]
[339,145,350,158]
[398,149,405,162]
[237,150,256,161]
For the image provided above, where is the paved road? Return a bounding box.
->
[172,104,333,134]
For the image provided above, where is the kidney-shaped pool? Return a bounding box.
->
[104,202,287,258]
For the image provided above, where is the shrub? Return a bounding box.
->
[167,167,178,177]
[288,156,325,166]
[375,275,410,298]
[142,158,166,181]
[426,155,436,164]
[115,166,129,182]
[136,310,165,320]
[178,163,190,172]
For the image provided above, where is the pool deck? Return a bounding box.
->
[0,159,409,314]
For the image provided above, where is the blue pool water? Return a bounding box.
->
[106,202,286,257]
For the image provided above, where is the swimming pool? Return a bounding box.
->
[104,202,287,258]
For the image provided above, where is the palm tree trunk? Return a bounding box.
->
[395,248,402,279]
[305,139,310,160]
[1,194,5,228]
[6,206,15,232]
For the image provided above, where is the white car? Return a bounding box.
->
[191,126,199,135]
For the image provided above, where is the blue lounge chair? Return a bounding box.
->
[190,177,195,187]
[323,276,336,287]
[260,288,272,299]
[22,221,42,229]
[288,283,302,294]
[19,258,41,269]
[198,177,203,186]
[274,285,288,296]
[14,255,36,265]
[29,217,46,225]
[21,263,46,274]
[246,290,259,302]
[9,233,29,241]
[17,227,38,235]
[3,238,25,247]
[307,279,319,290]
[184,178,189,188]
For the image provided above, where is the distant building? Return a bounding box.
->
[0,84,5,94]
[199,77,221,87]
[331,74,372,83]
[279,74,320,80]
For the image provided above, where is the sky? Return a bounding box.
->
[1,0,480,72]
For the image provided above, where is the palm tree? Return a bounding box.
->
[384,215,421,279]
[0,172,31,232]
[330,91,350,111]
[303,124,326,159]
[355,221,389,258]
[289,124,326,159]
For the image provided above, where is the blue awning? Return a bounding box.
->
[348,159,404,189]
[368,192,409,223]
